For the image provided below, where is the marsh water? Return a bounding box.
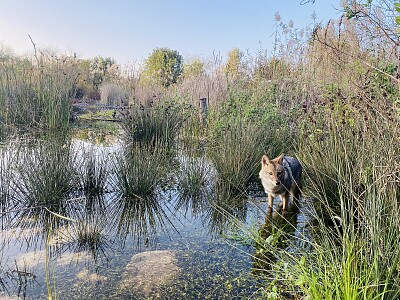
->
[0,126,309,299]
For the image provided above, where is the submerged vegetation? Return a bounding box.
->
[1,0,400,299]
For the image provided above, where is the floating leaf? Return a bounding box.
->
[44,207,76,222]
[395,2,400,13]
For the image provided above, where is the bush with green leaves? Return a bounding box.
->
[142,48,183,87]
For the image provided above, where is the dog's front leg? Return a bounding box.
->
[268,193,274,209]
[280,193,289,210]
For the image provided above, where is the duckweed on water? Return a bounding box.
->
[158,242,262,299]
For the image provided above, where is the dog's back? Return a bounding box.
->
[282,156,302,193]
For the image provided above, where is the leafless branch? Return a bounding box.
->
[28,34,39,65]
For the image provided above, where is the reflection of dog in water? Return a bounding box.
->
[252,208,298,274]
[259,154,302,211]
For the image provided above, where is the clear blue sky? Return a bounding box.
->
[0,1,343,65]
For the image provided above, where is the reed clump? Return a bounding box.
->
[110,143,171,200]
[121,100,184,149]
[206,87,290,195]
[15,138,76,207]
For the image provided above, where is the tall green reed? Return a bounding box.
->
[61,205,109,261]
[206,118,287,196]
[0,54,77,132]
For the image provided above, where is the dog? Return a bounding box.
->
[259,154,302,210]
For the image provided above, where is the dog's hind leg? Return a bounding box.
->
[291,184,301,207]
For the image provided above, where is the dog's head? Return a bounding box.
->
[260,153,285,186]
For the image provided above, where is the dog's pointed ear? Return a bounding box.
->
[276,153,285,164]
[262,155,270,166]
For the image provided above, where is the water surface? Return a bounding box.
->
[0,130,308,299]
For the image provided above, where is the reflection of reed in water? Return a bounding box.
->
[204,182,248,236]
[74,144,109,197]
[108,193,173,247]
[7,195,110,269]
[58,200,111,263]
[0,144,18,228]
[175,154,214,218]
[109,143,174,246]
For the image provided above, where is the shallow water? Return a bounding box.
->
[0,131,310,299]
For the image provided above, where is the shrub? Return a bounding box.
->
[99,82,128,106]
